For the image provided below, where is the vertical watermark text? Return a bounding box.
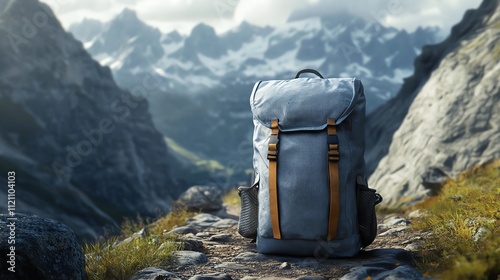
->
[6,171,16,273]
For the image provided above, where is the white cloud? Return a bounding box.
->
[41,0,115,14]
[265,0,483,34]
[136,0,225,22]
[40,0,483,36]
[233,0,305,26]
[390,0,483,35]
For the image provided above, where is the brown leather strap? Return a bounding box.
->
[327,118,340,240]
[268,119,281,239]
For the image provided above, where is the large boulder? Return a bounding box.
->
[0,214,85,279]
[178,186,223,212]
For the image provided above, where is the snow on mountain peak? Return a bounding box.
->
[70,10,439,110]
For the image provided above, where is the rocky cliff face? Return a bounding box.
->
[0,0,182,239]
[367,0,499,206]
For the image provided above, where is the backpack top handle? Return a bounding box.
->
[295,69,324,79]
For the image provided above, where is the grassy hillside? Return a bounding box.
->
[410,160,500,279]
[165,136,252,188]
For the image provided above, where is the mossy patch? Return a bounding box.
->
[410,160,500,279]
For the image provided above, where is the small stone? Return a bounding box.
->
[209,234,231,242]
[165,226,199,235]
[402,239,412,245]
[178,185,223,212]
[340,267,387,280]
[175,251,208,266]
[116,227,150,247]
[383,216,411,227]
[465,217,496,227]
[188,272,232,280]
[196,232,214,238]
[232,252,270,262]
[215,262,254,271]
[473,227,491,242]
[404,243,420,251]
[374,265,425,279]
[187,213,222,229]
[212,219,238,229]
[279,262,291,270]
[378,223,389,231]
[183,239,204,251]
[184,233,201,239]
[295,277,327,280]
[130,267,180,280]
[202,240,223,246]
[132,227,148,238]
[115,236,134,247]
[361,259,402,270]
[378,226,408,236]
[408,209,427,219]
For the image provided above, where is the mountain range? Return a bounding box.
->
[367,0,499,206]
[71,10,438,108]
[69,11,440,182]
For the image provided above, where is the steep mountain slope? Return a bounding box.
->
[69,11,439,181]
[0,0,183,240]
[367,0,499,206]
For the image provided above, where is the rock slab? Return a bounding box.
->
[175,251,208,266]
[178,186,223,212]
[131,267,181,280]
[0,214,85,280]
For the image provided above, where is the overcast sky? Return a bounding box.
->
[40,0,482,36]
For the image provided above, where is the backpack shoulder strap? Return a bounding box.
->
[327,118,340,240]
[268,119,281,239]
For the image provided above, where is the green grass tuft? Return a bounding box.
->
[83,207,195,279]
[83,235,179,280]
[410,160,500,279]
[223,187,241,207]
[151,207,197,236]
[119,214,150,238]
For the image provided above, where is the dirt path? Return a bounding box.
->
[162,206,425,279]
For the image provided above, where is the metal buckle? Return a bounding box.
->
[328,136,340,162]
[327,134,339,145]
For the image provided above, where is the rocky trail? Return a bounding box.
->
[0,190,428,280]
[131,204,428,280]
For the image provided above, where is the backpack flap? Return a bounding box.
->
[250,78,363,131]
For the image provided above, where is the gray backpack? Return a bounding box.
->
[238,69,382,257]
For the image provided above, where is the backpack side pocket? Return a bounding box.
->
[356,175,383,248]
[238,175,259,239]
